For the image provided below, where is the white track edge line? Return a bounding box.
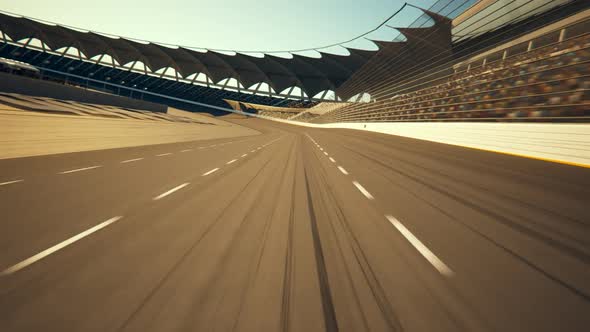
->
[153,182,190,200]
[386,215,454,277]
[1,216,123,276]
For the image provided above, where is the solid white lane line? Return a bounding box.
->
[153,182,190,200]
[241,154,248,158]
[59,165,101,174]
[1,216,122,276]
[338,166,349,175]
[385,215,454,277]
[156,153,172,157]
[181,149,192,152]
[329,157,336,163]
[226,159,237,165]
[121,158,143,164]
[0,179,23,186]
[352,181,374,200]
[202,168,219,176]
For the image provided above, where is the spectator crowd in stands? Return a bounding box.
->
[315,25,590,123]
[256,110,298,120]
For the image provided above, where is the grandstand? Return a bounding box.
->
[224,99,309,120]
[288,102,351,122]
[314,9,590,123]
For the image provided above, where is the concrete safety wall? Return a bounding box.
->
[0,72,167,113]
[315,122,590,168]
[242,111,590,167]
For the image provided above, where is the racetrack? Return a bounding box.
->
[1,117,589,331]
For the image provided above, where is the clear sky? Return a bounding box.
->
[0,0,438,55]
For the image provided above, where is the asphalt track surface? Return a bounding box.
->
[0,117,589,332]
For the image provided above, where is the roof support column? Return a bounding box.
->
[286,86,295,98]
[94,54,105,65]
[190,74,199,85]
[53,46,71,65]
[559,28,566,42]
[253,82,262,94]
[158,68,168,78]
[18,38,34,52]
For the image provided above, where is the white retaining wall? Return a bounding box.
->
[246,112,590,167]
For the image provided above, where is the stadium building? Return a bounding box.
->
[0,0,587,119]
[1,1,590,331]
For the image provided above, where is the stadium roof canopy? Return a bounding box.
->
[0,7,451,99]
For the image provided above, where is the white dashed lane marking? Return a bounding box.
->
[323,152,329,156]
[59,166,101,174]
[241,154,248,158]
[181,149,192,152]
[352,181,374,200]
[1,216,123,276]
[121,158,143,164]
[329,157,336,163]
[0,179,24,186]
[153,183,190,200]
[202,168,219,176]
[338,166,349,175]
[156,153,172,157]
[226,159,237,165]
[386,215,454,277]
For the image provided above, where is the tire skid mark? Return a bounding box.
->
[233,136,297,331]
[303,168,339,332]
[308,145,403,331]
